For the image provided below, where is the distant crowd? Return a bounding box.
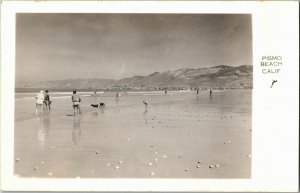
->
[34,88,213,116]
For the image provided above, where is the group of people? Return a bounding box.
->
[35,89,213,116]
[196,88,213,96]
[34,90,51,116]
[35,90,82,116]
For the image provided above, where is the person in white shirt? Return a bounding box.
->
[35,90,45,116]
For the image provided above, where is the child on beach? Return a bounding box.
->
[35,90,44,116]
[72,90,81,116]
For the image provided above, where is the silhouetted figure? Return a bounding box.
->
[43,90,52,110]
[116,92,121,101]
[72,90,81,116]
[209,89,213,96]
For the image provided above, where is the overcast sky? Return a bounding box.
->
[16,14,252,83]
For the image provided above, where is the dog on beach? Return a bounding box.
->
[91,103,106,109]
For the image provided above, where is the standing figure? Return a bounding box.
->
[116,92,121,101]
[43,90,51,110]
[197,88,199,95]
[209,89,213,98]
[35,90,44,116]
[72,90,81,116]
[165,90,167,95]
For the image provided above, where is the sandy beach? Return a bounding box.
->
[14,90,251,178]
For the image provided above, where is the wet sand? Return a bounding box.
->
[14,90,252,178]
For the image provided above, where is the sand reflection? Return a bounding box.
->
[72,116,81,146]
[37,115,50,148]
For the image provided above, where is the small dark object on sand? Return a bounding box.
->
[91,103,106,108]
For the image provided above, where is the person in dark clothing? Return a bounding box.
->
[72,90,82,116]
[43,90,52,110]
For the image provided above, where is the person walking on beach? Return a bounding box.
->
[116,92,121,101]
[43,90,51,110]
[209,89,213,97]
[35,90,45,116]
[72,90,81,116]
[197,88,199,95]
[165,90,167,95]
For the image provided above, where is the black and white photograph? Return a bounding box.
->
[14,13,252,179]
[0,1,298,192]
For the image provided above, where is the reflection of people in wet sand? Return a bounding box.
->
[72,116,81,146]
[43,90,52,110]
[37,115,50,147]
[143,108,149,123]
[35,90,44,116]
[143,101,149,123]
[72,90,81,116]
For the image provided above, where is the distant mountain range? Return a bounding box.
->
[16,65,252,90]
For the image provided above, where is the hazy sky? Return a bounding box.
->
[16,14,252,83]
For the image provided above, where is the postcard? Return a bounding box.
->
[0,1,298,192]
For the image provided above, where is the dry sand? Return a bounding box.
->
[14,90,251,178]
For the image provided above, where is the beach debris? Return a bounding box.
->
[34,166,39,171]
[249,129,252,132]
[209,165,215,169]
[15,158,20,162]
[148,162,153,166]
[47,172,53,176]
[49,146,56,150]
[150,172,155,176]
[162,155,167,158]
[196,165,202,168]
[118,160,123,164]
[197,161,202,164]
[152,126,155,128]
[159,121,162,124]
[40,161,46,164]
[106,163,111,167]
[115,166,120,170]
[184,169,189,172]
[154,158,159,162]
[95,151,101,155]
[215,164,220,168]
[227,140,231,144]
[247,154,252,158]
[150,145,154,148]
[177,156,182,159]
